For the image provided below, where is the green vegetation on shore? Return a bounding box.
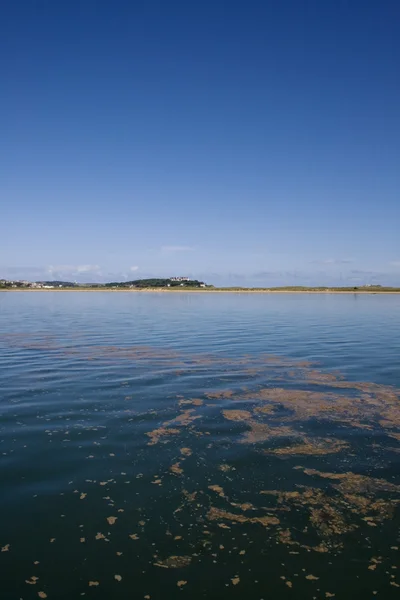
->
[212,285,400,292]
[0,277,208,290]
[1,278,400,292]
[104,278,206,289]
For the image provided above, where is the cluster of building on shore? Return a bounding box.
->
[0,277,207,289]
[121,277,206,289]
[0,279,58,289]
[168,277,206,287]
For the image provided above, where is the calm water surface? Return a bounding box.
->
[1,292,400,599]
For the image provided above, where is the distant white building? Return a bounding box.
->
[170,276,190,282]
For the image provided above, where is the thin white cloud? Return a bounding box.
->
[161,245,194,253]
[47,265,101,274]
[311,258,354,265]
[48,265,73,273]
[129,266,139,272]
[76,265,101,273]
[389,261,400,268]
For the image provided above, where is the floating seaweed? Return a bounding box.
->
[154,556,192,569]
[2,338,400,599]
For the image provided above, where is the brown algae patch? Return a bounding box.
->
[207,507,279,527]
[230,501,255,511]
[178,398,203,407]
[265,437,349,456]
[222,410,252,422]
[180,447,192,457]
[147,409,201,445]
[244,388,354,421]
[169,409,201,426]
[170,462,184,476]
[208,484,226,497]
[238,382,400,434]
[219,464,234,472]
[182,489,197,502]
[242,422,295,443]
[309,504,356,537]
[302,468,400,494]
[154,556,192,569]
[260,467,400,549]
[147,427,181,446]
[222,409,294,443]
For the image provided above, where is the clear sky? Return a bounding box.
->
[1,0,399,286]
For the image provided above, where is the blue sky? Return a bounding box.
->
[1,0,399,286]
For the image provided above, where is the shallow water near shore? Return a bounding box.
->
[1,292,400,599]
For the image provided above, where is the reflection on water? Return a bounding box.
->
[1,292,400,599]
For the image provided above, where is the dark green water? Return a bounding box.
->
[1,292,400,599]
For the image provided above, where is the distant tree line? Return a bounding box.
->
[104,278,205,288]
[40,281,77,287]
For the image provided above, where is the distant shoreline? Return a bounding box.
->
[2,288,400,294]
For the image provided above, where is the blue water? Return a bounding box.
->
[1,291,400,599]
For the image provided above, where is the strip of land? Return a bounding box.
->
[2,277,399,293]
[2,287,400,294]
